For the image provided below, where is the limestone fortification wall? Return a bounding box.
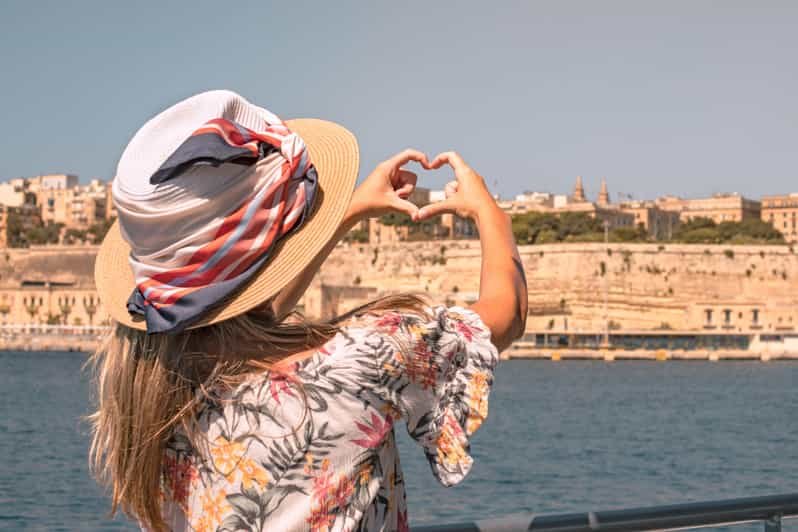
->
[520,243,797,332]
[0,242,796,333]
[319,241,798,333]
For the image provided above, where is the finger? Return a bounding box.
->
[390,197,420,218]
[386,149,431,169]
[428,151,468,173]
[444,180,459,197]
[416,199,455,221]
[395,182,415,199]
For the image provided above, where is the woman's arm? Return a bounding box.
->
[270,149,431,320]
[416,152,527,351]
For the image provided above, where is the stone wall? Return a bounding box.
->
[0,245,107,325]
[0,242,796,334]
[519,243,798,333]
[315,241,798,333]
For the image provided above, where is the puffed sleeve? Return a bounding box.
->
[370,305,499,486]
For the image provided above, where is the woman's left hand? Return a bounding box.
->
[346,149,431,221]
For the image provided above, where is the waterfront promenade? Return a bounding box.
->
[4,324,798,362]
[0,324,108,352]
[505,346,798,362]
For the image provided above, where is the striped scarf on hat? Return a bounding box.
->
[126,116,317,333]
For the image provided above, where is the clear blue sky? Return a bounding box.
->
[1,1,796,201]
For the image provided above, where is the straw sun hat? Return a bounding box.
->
[95,91,359,331]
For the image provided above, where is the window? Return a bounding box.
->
[705,309,713,325]
[752,309,760,325]
[723,309,732,326]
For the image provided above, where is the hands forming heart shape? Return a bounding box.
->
[348,149,494,224]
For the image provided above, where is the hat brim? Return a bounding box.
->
[94,118,359,331]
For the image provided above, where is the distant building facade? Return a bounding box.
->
[366,187,476,244]
[37,179,108,229]
[0,246,108,326]
[35,174,79,190]
[106,179,117,220]
[619,201,680,240]
[0,178,38,208]
[761,193,798,243]
[657,193,761,224]
[500,176,637,232]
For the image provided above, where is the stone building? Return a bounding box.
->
[499,177,636,231]
[572,175,587,202]
[366,187,476,244]
[761,193,798,243]
[619,200,680,240]
[554,200,636,230]
[0,178,38,207]
[548,177,636,231]
[657,193,761,224]
[597,178,610,206]
[37,179,108,229]
[300,282,379,320]
[0,246,109,326]
[498,191,553,215]
[106,180,117,220]
[33,174,79,190]
[0,175,109,236]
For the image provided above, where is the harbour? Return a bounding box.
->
[4,325,798,363]
[4,352,797,531]
[2,4,798,530]
[505,331,798,361]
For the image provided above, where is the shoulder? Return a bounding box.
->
[345,305,495,358]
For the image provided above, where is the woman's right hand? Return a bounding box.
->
[414,151,527,352]
[413,151,495,222]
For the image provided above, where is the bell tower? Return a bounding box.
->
[598,178,610,206]
[573,176,586,202]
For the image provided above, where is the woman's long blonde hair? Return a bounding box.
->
[87,294,426,532]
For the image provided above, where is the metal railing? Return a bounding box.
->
[413,493,798,532]
[0,323,110,336]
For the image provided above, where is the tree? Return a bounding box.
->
[511,212,604,244]
[6,216,63,247]
[87,218,115,244]
[343,229,369,243]
[611,224,648,243]
[377,212,413,227]
[63,228,87,245]
[674,217,785,245]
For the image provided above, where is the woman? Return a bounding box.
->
[89,90,527,531]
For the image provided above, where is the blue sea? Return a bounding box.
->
[1,352,796,531]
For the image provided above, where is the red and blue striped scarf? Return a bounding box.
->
[126,118,317,333]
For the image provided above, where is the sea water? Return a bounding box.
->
[1,352,796,531]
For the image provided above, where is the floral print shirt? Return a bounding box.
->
[157,306,499,532]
